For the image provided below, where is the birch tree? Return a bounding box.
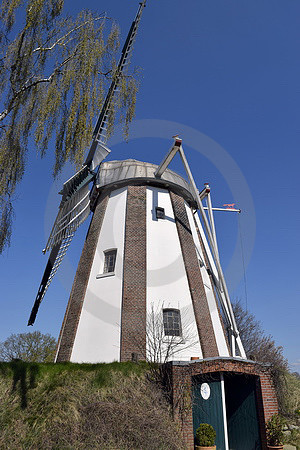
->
[0,0,138,253]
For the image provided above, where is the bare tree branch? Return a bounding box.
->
[32,16,108,53]
[132,303,199,364]
[0,53,76,121]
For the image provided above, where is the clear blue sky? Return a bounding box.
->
[1,0,299,369]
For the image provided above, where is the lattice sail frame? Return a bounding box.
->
[28,1,147,325]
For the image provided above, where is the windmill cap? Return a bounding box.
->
[95,159,198,206]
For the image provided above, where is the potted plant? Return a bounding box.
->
[266,414,284,450]
[195,423,216,450]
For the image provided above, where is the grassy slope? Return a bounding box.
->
[2,360,299,449]
[0,361,184,450]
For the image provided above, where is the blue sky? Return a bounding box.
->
[1,0,299,369]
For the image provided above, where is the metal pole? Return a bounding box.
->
[154,138,182,178]
[203,207,241,213]
[220,373,229,450]
[152,138,246,358]
[206,188,219,261]
[178,145,246,357]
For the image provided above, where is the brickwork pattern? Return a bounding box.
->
[168,359,278,450]
[192,213,231,356]
[169,365,194,449]
[120,185,147,361]
[170,192,219,358]
[56,193,109,362]
[260,372,279,419]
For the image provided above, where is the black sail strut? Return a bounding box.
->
[28,244,61,326]
[28,0,146,326]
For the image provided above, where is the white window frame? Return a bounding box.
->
[96,248,117,279]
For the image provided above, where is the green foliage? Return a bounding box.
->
[284,371,300,416]
[195,423,216,446]
[266,414,285,446]
[282,372,300,448]
[0,0,139,253]
[0,331,57,362]
[285,428,300,449]
[0,361,184,449]
[0,197,13,253]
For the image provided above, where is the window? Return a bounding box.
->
[155,206,165,219]
[103,249,117,273]
[163,309,182,337]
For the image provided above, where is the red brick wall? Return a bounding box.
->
[170,191,219,358]
[169,365,194,449]
[56,192,109,362]
[120,185,147,361]
[260,372,279,419]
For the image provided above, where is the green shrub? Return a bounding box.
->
[266,414,285,446]
[195,423,216,446]
[283,371,300,416]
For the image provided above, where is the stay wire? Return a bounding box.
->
[238,213,248,312]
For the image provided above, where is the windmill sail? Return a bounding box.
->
[28,238,72,326]
[43,166,93,252]
[85,1,146,169]
[28,1,146,326]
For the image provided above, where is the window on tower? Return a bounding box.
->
[155,206,165,219]
[163,309,182,337]
[103,249,117,273]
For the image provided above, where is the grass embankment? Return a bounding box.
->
[0,361,184,449]
[283,371,300,449]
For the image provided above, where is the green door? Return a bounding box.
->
[224,374,261,450]
[192,374,226,449]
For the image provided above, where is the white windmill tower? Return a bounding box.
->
[28,0,246,364]
[54,139,247,364]
[29,5,281,447]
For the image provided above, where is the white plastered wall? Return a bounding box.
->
[70,187,128,363]
[185,204,230,357]
[146,187,202,361]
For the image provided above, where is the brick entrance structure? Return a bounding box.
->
[166,358,278,450]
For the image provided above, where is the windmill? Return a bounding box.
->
[26,4,281,447]
[28,0,147,326]
[28,0,246,364]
